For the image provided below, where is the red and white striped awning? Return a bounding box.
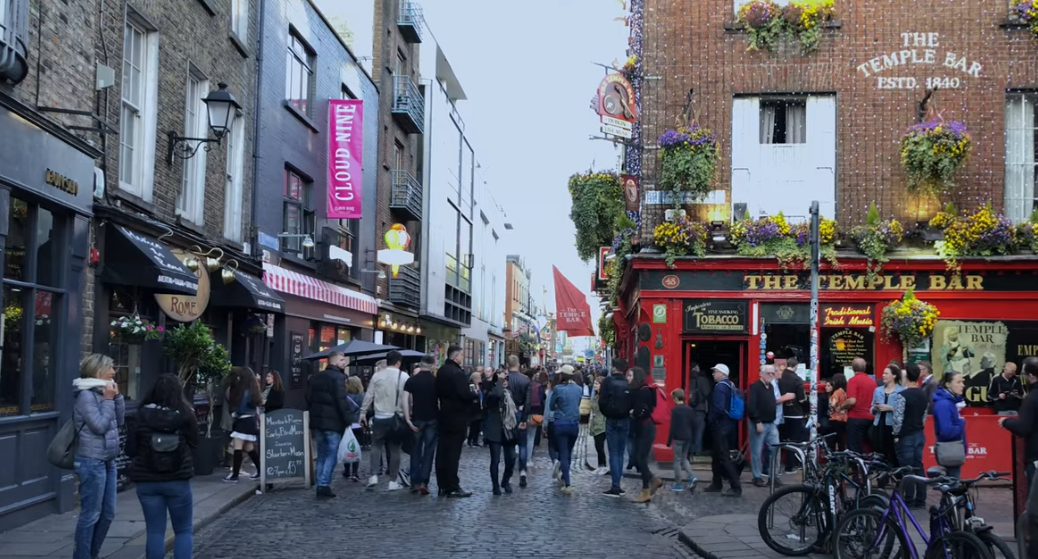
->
[262,263,378,315]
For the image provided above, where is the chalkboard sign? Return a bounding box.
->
[259,409,311,490]
[115,423,132,491]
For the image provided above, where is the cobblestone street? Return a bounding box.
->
[188,444,696,559]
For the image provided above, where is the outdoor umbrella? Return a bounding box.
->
[301,339,400,361]
[352,349,426,366]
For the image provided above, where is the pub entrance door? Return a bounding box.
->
[685,339,746,453]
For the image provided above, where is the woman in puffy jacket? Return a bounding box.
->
[932,371,968,479]
[127,374,198,559]
[72,353,125,559]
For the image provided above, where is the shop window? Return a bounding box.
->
[286,31,314,117]
[0,198,66,417]
[1004,93,1038,223]
[119,15,159,200]
[282,169,315,255]
[177,67,209,224]
[106,289,154,402]
[223,116,246,241]
[230,0,248,42]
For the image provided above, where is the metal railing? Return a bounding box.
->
[391,75,424,134]
[390,169,423,220]
[388,266,420,308]
[397,0,423,43]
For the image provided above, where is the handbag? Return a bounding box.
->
[47,418,85,470]
[529,414,544,427]
[388,372,412,443]
[935,440,966,468]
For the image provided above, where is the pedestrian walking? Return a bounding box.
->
[748,365,781,488]
[262,370,285,412]
[467,371,484,447]
[667,388,697,492]
[306,351,353,498]
[589,377,608,474]
[224,367,263,483]
[482,368,518,495]
[687,362,712,459]
[403,355,438,495]
[892,363,929,507]
[545,366,582,495]
[778,357,807,473]
[360,350,408,491]
[342,376,365,481]
[436,345,478,497]
[72,353,124,559]
[127,374,197,559]
[629,367,662,503]
[598,358,633,497]
[504,355,532,488]
[526,370,548,462]
[705,364,742,497]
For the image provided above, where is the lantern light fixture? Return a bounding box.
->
[167,83,242,165]
[377,224,415,277]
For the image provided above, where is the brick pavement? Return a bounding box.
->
[188,444,698,559]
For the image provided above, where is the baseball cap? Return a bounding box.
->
[712,364,730,376]
[558,364,575,376]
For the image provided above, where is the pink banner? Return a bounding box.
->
[327,99,364,219]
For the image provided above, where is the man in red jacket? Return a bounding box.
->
[838,358,875,453]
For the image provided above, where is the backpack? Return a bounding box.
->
[145,429,183,474]
[47,419,84,470]
[723,380,746,421]
[651,386,670,425]
[599,376,633,419]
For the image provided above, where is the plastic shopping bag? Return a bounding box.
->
[338,428,362,464]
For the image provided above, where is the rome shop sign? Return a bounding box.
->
[856,32,982,90]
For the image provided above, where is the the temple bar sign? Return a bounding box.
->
[746,273,983,291]
[855,32,982,90]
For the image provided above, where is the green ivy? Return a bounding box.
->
[568,172,624,262]
[606,237,632,307]
[736,237,838,270]
[598,314,615,347]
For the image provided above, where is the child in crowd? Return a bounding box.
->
[667,389,697,492]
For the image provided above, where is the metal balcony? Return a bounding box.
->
[390,169,423,221]
[397,0,423,43]
[388,266,421,309]
[392,75,424,135]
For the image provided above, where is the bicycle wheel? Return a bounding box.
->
[832,508,906,559]
[924,531,995,559]
[977,530,1016,559]
[758,484,827,556]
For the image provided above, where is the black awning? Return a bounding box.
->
[101,225,199,296]
[210,269,286,313]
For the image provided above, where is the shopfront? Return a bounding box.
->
[419,318,462,366]
[616,254,1038,473]
[0,102,99,530]
[262,263,377,408]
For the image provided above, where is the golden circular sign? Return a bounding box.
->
[155,249,211,322]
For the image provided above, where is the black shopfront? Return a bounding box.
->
[0,100,98,531]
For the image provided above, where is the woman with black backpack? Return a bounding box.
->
[126,374,199,559]
[629,367,662,503]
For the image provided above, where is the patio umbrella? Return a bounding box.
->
[301,339,400,361]
[352,349,426,366]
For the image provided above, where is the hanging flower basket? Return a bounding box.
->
[653,217,708,267]
[850,202,905,282]
[1011,0,1038,39]
[880,289,939,349]
[657,126,718,209]
[900,118,972,198]
[110,315,163,342]
[737,0,835,53]
[730,212,838,269]
[929,202,1016,270]
[568,171,624,262]
[242,313,268,335]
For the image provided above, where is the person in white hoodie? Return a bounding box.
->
[360,350,408,490]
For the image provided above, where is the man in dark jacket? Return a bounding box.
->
[748,365,781,487]
[1001,356,1038,494]
[778,357,808,473]
[505,355,532,487]
[706,364,741,497]
[305,351,352,498]
[988,362,1024,415]
[598,358,633,497]
[436,346,478,497]
[688,362,712,457]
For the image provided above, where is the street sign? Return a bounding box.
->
[601,124,632,139]
[600,115,632,130]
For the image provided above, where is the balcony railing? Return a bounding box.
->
[388,266,420,309]
[390,169,423,221]
[397,0,423,43]
[444,253,471,293]
[392,75,424,135]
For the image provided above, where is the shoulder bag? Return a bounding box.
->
[47,418,85,470]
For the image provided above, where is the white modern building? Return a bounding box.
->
[465,165,509,368]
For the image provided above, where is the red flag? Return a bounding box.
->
[553,266,595,337]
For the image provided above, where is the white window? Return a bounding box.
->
[177,70,209,224]
[285,32,313,116]
[230,0,248,42]
[1005,93,1038,223]
[760,99,806,144]
[119,19,159,201]
[223,117,246,242]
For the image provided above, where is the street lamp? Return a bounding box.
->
[277,233,315,250]
[167,83,242,165]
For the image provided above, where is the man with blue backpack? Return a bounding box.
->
[705,364,743,497]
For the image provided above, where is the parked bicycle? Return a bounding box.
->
[929,471,1015,559]
[831,467,995,559]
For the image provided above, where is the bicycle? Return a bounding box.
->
[930,471,1015,559]
[831,468,994,559]
[757,445,890,556]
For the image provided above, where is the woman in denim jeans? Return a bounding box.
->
[545,368,582,495]
[72,353,124,559]
[127,374,198,559]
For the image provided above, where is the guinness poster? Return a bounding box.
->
[682,300,748,334]
[931,320,1008,407]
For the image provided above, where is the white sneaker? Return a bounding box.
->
[597,467,609,476]
[553,460,562,481]
[387,481,402,491]
[367,475,378,487]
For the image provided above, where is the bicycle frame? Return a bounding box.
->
[870,484,955,559]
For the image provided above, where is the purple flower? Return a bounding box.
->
[658,129,690,148]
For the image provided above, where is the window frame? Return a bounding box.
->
[230,0,248,42]
[223,116,246,242]
[118,17,159,201]
[1005,92,1038,223]
[178,68,209,224]
[759,98,807,145]
[285,31,315,117]
[282,168,315,255]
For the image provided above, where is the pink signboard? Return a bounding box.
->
[327,99,364,219]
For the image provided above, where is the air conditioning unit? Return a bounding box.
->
[664,209,687,222]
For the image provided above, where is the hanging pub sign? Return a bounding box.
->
[155,249,212,322]
[682,300,749,334]
[622,175,639,212]
[822,304,874,328]
[596,73,636,139]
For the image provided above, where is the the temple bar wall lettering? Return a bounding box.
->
[746,273,982,291]
[856,32,983,90]
[639,270,1034,292]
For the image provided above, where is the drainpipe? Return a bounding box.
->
[249,0,267,259]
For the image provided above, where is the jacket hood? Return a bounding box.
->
[138,404,184,432]
[72,378,110,393]
[933,388,962,405]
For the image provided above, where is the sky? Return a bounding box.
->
[327,0,628,352]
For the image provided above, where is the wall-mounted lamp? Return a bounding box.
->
[167,83,242,165]
[361,268,387,280]
[278,233,315,250]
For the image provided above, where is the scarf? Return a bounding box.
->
[501,389,518,440]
